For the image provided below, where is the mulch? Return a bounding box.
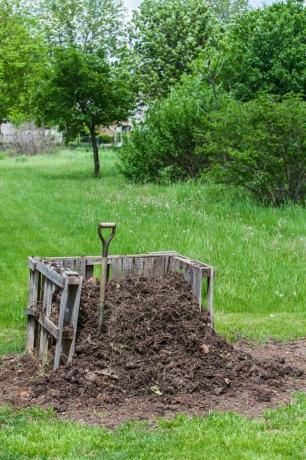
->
[0,273,305,427]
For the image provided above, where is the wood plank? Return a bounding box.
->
[35,260,65,288]
[26,307,39,318]
[27,268,39,353]
[85,264,94,280]
[143,257,156,277]
[62,259,75,271]
[39,317,59,339]
[54,280,69,369]
[122,257,133,276]
[39,278,53,362]
[74,258,86,277]
[67,275,81,285]
[153,256,166,276]
[192,267,202,308]
[85,253,167,265]
[133,257,144,276]
[28,257,37,271]
[111,257,123,280]
[207,270,214,328]
[168,255,180,273]
[67,280,83,362]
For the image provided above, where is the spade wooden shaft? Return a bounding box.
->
[98,257,108,334]
[97,222,116,335]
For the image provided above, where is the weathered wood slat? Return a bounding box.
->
[28,257,36,271]
[122,257,133,276]
[39,278,53,362]
[54,280,69,369]
[111,257,123,280]
[27,269,39,353]
[143,257,155,277]
[168,255,180,273]
[133,257,144,276]
[67,281,82,362]
[39,317,59,339]
[153,256,166,276]
[207,270,214,328]
[35,260,66,287]
[74,259,86,278]
[192,267,202,308]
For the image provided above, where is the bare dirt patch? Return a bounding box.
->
[0,273,305,427]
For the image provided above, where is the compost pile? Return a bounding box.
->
[30,273,301,402]
[0,272,304,424]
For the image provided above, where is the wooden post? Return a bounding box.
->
[27,269,39,353]
[54,280,69,370]
[207,270,214,328]
[39,279,53,363]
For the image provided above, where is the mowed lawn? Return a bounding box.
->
[0,148,306,459]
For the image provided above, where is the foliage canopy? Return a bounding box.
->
[129,0,212,101]
[34,46,131,176]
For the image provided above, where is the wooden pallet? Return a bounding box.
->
[27,258,83,369]
[26,251,214,369]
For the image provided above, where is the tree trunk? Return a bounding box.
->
[89,125,100,177]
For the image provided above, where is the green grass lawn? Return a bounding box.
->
[0,148,305,459]
[0,148,305,345]
[0,394,306,459]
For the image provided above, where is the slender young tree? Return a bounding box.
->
[31,0,133,176]
[34,47,131,176]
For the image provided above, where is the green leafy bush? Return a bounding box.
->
[198,1,306,101]
[119,76,221,183]
[98,134,114,144]
[197,94,306,205]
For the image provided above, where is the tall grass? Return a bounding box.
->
[0,149,305,344]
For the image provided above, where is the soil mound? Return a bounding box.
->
[30,273,301,400]
[0,272,304,425]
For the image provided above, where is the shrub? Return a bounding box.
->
[196,1,306,101]
[98,134,114,144]
[119,75,222,183]
[197,94,306,205]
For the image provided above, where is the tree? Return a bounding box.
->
[207,0,249,26]
[0,0,45,122]
[34,47,131,176]
[207,0,306,100]
[129,0,212,102]
[35,0,126,57]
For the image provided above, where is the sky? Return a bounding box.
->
[123,0,277,10]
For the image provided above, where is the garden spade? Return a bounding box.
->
[97,222,116,334]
